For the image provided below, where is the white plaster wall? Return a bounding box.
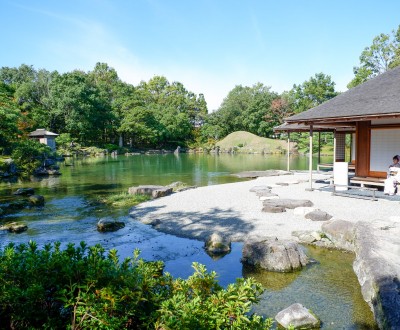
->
[370,129,400,172]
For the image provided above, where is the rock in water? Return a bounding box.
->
[0,222,28,233]
[275,303,320,329]
[97,218,125,232]
[13,188,35,196]
[204,233,231,254]
[128,185,173,198]
[242,238,308,272]
[28,195,45,206]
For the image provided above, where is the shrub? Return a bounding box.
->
[0,242,273,329]
[11,139,52,175]
[104,144,119,152]
[55,133,76,148]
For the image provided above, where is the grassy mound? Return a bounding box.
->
[216,131,289,153]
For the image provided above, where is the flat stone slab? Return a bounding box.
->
[259,195,280,201]
[305,209,332,221]
[128,185,173,198]
[249,185,271,192]
[263,199,314,210]
[234,170,292,178]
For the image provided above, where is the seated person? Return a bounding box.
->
[384,155,400,195]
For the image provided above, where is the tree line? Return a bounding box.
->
[1,25,399,154]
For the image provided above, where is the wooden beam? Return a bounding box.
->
[355,121,370,176]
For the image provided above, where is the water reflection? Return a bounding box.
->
[0,154,376,329]
[242,264,301,291]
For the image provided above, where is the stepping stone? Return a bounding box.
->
[305,209,332,221]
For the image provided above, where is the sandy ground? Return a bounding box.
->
[129,170,400,292]
[129,171,400,242]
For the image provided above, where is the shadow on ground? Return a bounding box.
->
[129,205,256,241]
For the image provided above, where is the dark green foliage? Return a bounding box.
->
[0,242,273,330]
[0,64,208,150]
[0,83,21,153]
[11,139,52,175]
[201,83,279,141]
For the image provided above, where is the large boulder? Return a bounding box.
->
[28,195,45,206]
[275,303,320,329]
[321,219,355,251]
[0,222,28,233]
[97,218,125,232]
[204,233,231,254]
[128,185,173,198]
[353,222,400,329]
[242,238,309,272]
[13,188,35,196]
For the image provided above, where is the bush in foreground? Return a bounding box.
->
[0,241,273,329]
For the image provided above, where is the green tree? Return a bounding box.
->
[289,73,338,114]
[47,70,112,144]
[201,83,278,140]
[348,25,400,88]
[11,139,52,174]
[287,73,338,153]
[0,83,20,153]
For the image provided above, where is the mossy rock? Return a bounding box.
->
[13,188,35,196]
[0,222,28,233]
[97,218,125,232]
[28,195,45,206]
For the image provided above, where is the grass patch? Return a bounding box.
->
[97,192,151,208]
[216,131,288,153]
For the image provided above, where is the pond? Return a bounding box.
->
[0,153,377,329]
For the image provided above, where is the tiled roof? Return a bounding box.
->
[285,66,400,123]
[28,129,58,137]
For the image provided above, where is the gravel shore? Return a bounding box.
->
[129,171,399,242]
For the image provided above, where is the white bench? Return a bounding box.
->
[349,177,385,188]
[332,184,378,201]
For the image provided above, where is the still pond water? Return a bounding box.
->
[0,154,377,329]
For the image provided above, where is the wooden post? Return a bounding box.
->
[287,132,290,172]
[333,130,337,163]
[318,132,321,165]
[308,124,314,191]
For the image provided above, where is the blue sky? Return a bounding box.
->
[2,0,400,111]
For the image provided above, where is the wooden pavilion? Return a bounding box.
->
[29,129,58,151]
[275,65,400,189]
